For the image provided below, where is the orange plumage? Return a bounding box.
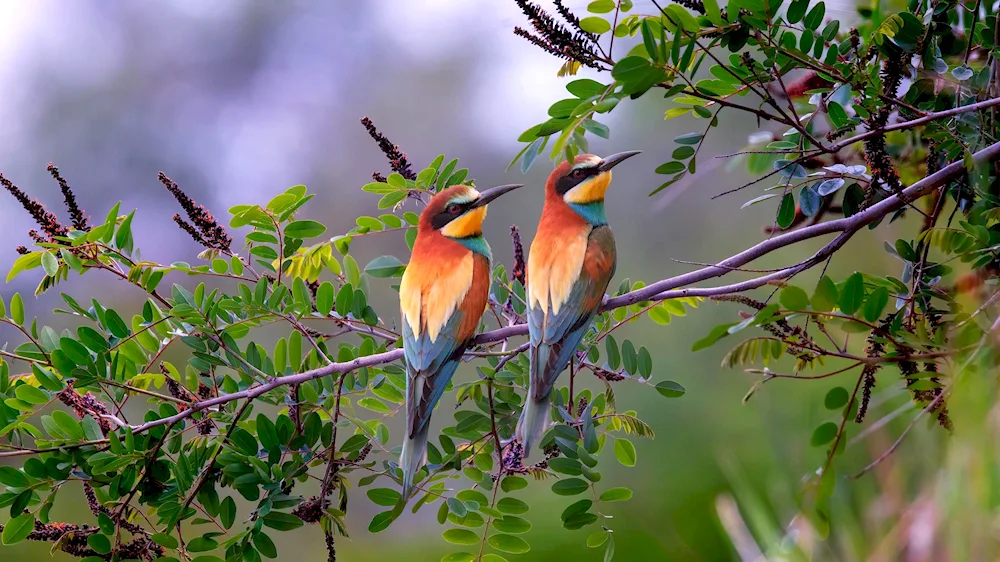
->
[397,181,521,498]
[518,151,639,455]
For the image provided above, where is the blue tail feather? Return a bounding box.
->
[516,393,551,456]
[400,423,429,500]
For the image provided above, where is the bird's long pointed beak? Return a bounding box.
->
[598,150,642,172]
[471,183,523,208]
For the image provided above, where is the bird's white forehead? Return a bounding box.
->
[447,186,480,205]
[571,155,602,170]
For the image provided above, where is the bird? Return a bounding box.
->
[398,181,522,499]
[516,151,641,455]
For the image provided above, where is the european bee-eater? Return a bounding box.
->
[399,182,522,498]
[516,151,641,455]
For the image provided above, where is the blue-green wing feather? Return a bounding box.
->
[518,226,616,454]
[403,309,465,437]
[527,278,596,401]
[401,308,465,498]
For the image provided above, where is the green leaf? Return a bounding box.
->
[367,488,401,507]
[621,339,637,375]
[641,20,659,61]
[812,276,838,312]
[7,252,44,283]
[799,185,821,217]
[843,183,863,217]
[2,513,33,545]
[611,56,668,95]
[827,101,848,128]
[674,132,703,145]
[488,534,530,554]
[548,457,583,476]
[777,193,795,228]
[563,512,599,530]
[774,160,807,178]
[786,0,809,23]
[587,0,616,13]
[803,1,825,30]
[368,510,398,533]
[816,178,845,196]
[587,531,610,548]
[655,380,686,398]
[284,220,326,239]
[824,387,849,410]
[493,516,531,534]
[32,363,63,391]
[613,439,637,467]
[862,286,889,322]
[88,533,112,554]
[256,414,278,451]
[839,273,864,315]
[599,487,633,502]
[254,531,278,558]
[637,346,652,379]
[14,384,48,406]
[104,309,130,338]
[41,251,58,277]
[662,4,700,32]
[497,497,529,514]
[582,118,610,139]
[952,65,974,81]
[811,422,838,446]
[655,161,686,175]
[501,476,528,492]
[780,286,809,310]
[567,78,606,98]
[364,255,405,278]
[579,16,611,34]
[316,282,335,315]
[52,410,84,440]
[741,193,778,209]
[552,478,590,496]
[187,536,220,553]
[703,0,723,24]
[10,293,24,325]
[230,428,258,456]
[0,466,29,487]
[442,528,479,545]
[115,211,135,251]
[447,497,468,518]
[262,511,304,531]
[152,532,179,549]
[221,497,236,529]
[441,554,476,562]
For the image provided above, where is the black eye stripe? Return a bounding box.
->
[431,201,471,230]
[556,166,599,195]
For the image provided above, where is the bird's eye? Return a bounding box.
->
[447,204,462,214]
[572,168,586,178]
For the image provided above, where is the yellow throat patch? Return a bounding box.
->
[563,171,612,205]
[441,205,487,239]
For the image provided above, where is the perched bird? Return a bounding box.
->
[399,182,522,498]
[516,151,641,455]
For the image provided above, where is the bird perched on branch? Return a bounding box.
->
[399,182,522,499]
[517,151,641,455]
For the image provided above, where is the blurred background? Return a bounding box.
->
[0,1,971,561]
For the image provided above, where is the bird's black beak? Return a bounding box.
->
[471,183,523,208]
[598,150,642,172]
